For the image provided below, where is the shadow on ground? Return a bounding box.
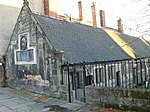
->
[43,105,72,112]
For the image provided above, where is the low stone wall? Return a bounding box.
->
[7,79,70,102]
[59,85,68,101]
[86,86,150,111]
[7,79,51,95]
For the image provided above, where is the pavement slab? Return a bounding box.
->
[0,87,130,112]
[0,87,86,112]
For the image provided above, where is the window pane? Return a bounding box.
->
[16,49,34,62]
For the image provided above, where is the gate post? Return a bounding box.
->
[83,62,86,102]
[67,62,71,103]
[0,57,5,87]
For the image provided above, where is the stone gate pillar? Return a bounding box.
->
[0,62,4,87]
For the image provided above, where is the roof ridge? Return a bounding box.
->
[33,13,106,31]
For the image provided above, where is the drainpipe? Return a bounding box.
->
[83,62,86,102]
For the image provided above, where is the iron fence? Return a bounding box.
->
[61,57,150,102]
[62,57,150,89]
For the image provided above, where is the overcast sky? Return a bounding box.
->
[0,0,150,38]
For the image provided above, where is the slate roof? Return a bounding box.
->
[34,14,149,63]
[119,34,150,58]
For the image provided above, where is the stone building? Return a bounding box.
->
[0,4,20,86]
[0,0,46,57]
[5,1,150,101]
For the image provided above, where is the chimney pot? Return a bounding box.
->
[100,10,106,27]
[43,0,49,16]
[78,1,83,21]
[23,0,29,5]
[118,18,124,33]
[91,2,97,27]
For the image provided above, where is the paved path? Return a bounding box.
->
[0,87,86,112]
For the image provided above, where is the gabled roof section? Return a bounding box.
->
[5,1,32,54]
[104,29,136,59]
[119,34,150,58]
[34,14,131,63]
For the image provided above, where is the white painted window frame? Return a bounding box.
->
[14,32,37,65]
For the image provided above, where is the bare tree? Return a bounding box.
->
[124,0,150,37]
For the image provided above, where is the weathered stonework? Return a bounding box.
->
[5,4,63,97]
[86,86,150,111]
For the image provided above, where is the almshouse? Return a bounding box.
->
[5,1,150,102]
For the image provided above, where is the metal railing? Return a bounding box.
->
[62,57,150,89]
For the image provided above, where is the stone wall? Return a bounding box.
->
[86,86,150,111]
[5,4,63,97]
[59,85,68,101]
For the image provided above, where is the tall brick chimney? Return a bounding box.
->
[100,10,106,27]
[78,1,83,21]
[43,0,49,16]
[118,18,124,33]
[91,2,97,27]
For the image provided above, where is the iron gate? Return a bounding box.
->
[65,63,86,103]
